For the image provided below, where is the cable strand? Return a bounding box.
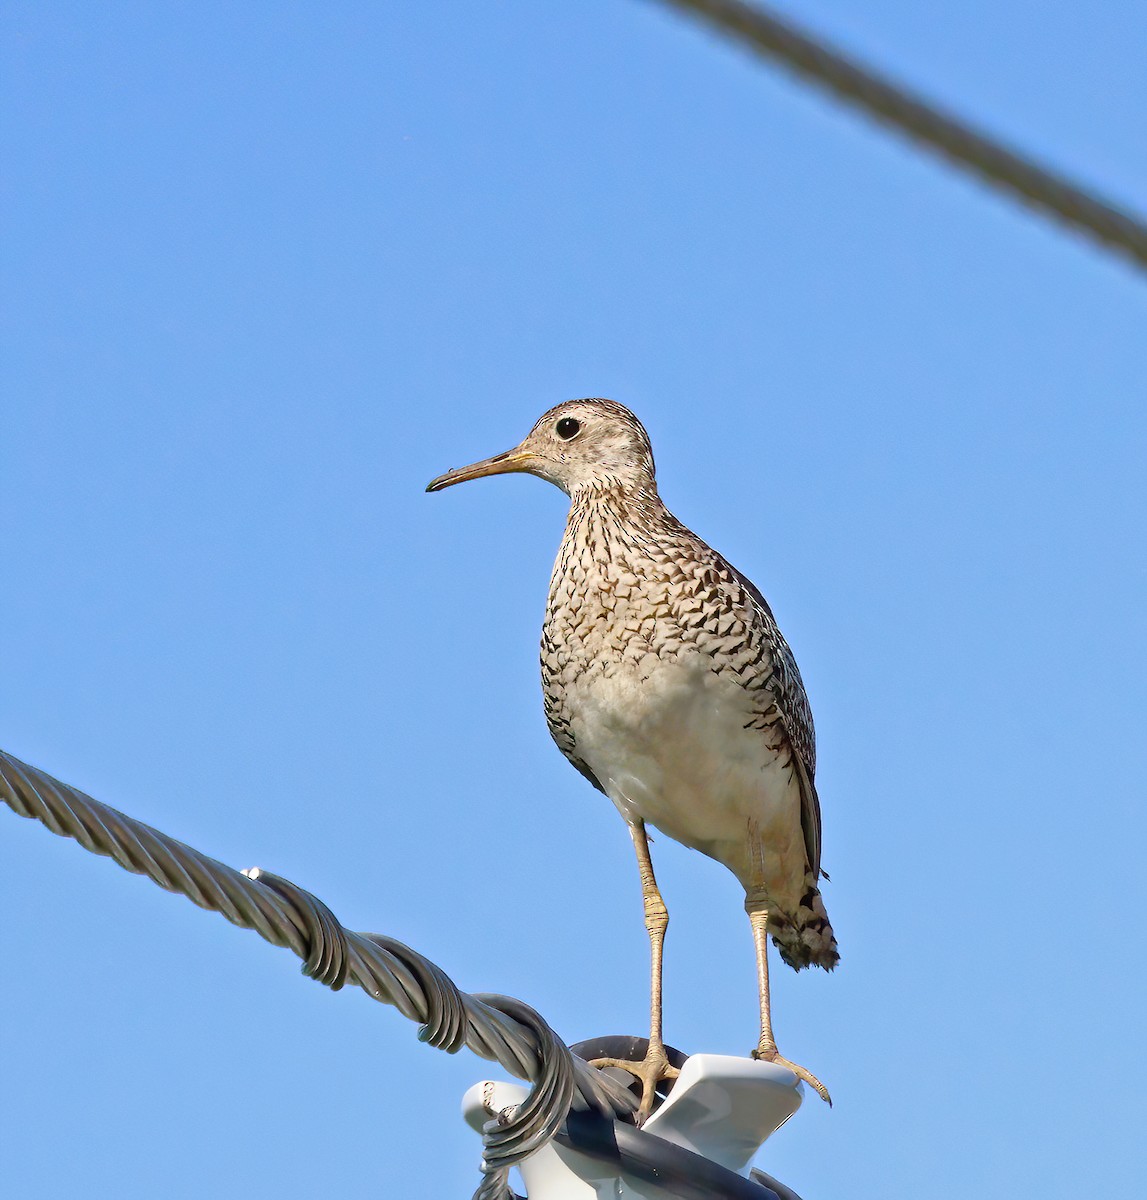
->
[652,0,1147,270]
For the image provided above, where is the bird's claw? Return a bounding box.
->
[589,1047,681,1124]
[752,1046,832,1106]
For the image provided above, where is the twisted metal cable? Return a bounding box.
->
[651,0,1147,271]
[0,748,635,1199]
[469,995,577,1200]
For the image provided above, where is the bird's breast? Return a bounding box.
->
[539,512,808,892]
[558,656,804,887]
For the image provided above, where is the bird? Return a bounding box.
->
[427,398,837,1118]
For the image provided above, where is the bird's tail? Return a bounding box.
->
[772,880,839,971]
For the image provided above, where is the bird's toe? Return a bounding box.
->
[589,1050,682,1124]
[752,1047,832,1106]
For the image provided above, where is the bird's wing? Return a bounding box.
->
[790,752,823,883]
[730,566,822,880]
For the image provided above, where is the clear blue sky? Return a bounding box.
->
[3,2,1145,1196]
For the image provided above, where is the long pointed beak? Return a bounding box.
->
[425,449,537,493]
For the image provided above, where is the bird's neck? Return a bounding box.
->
[568,478,662,523]
[559,481,672,573]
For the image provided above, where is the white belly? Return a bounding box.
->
[568,656,806,896]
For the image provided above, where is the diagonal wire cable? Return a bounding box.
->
[0,748,636,1200]
[649,0,1147,271]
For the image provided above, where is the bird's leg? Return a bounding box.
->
[746,897,832,1105]
[590,820,680,1122]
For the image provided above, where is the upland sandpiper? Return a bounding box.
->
[427,399,837,1118]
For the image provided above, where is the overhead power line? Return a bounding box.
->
[651,0,1147,272]
[0,748,637,1200]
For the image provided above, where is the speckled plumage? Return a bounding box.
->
[428,396,837,1110]
[534,400,837,971]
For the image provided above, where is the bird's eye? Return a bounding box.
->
[556,417,581,440]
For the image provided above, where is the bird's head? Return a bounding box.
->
[426,398,657,499]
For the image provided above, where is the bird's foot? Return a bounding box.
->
[590,1043,681,1125]
[752,1045,832,1106]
